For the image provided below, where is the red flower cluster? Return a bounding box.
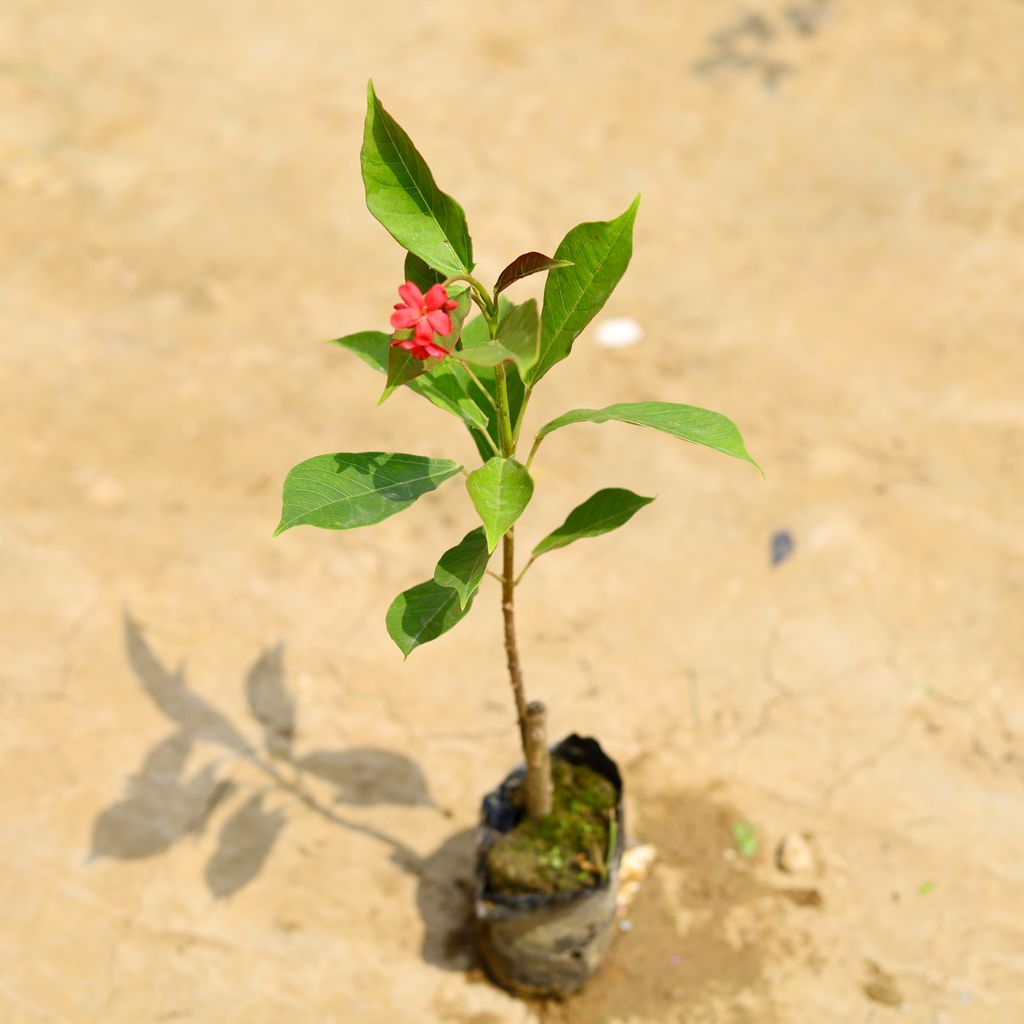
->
[390,281,457,360]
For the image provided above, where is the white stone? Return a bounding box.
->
[776,832,816,874]
[595,316,644,348]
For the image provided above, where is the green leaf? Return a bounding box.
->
[361,82,473,276]
[386,525,491,656]
[455,344,518,369]
[327,328,492,441]
[446,285,473,344]
[275,452,462,535]
[536,401,761,474]
[415,361,491,430]
[454,299,539,373]
[329,330,390,372]
[466,457,534,552]
[496,299,540,374]
[457,309,495,350]
[386,578,475,658]
[404,251,444,292]
[433,527,490,609]
[379,344,428,402]
[529,195,641,384]
[494,252,573,296]
[533,488,654,557]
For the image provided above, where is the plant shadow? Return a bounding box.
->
[92,614,480,966]
[402,827,480,972]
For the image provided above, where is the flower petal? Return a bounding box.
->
[424,341,450,358]
[390,307,419,330]
[414,318,434,343]
[398,281,425,309]
[426,309,452,336]
[391,337,416,351]
[424,284,449,311]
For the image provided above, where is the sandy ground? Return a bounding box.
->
[2,1,1023,1021]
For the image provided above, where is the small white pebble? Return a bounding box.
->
[618,919,633,933]
[776,833,816,874]
[595,317,644,349]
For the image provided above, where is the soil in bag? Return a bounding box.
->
[475,735,625,997]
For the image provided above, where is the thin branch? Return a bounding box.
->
[475,427,502,458]
[526,434,544,470]
[513,555,537,587]
[512,387,532,446]
[454,359,498,410]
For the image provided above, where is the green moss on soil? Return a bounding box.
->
[486,758,618,896]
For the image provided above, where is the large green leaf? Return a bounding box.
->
[529,195,641,384]
[536,402,761,473]
[533,488,654,557]
[404,251,444,292]
[466,457,534,552]
[386,578,475,659]
[433,527,490,609]
[275,452,463,535]
[361,82,473,276]
[330,330,391,372]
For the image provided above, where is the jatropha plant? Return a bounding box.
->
[276,83,759,825]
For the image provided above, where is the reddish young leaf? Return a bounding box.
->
[494,252,573,297]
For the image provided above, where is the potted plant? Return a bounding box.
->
[275,82,760,997]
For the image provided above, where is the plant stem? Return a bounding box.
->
[443,272,495,317]
[477,429,501,459]
[501,527,529,751]
[513,554,536,587]
[525,433,544,470]
[524,701,553,819]
[493,363,515,456]
[512,387,532,445]
[480,279,552,820]
[455,360,498,410]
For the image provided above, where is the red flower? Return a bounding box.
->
[389,281,457,360]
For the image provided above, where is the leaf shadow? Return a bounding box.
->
[91,614,440,907]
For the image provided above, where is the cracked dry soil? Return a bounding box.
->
[2,1,1023,1021]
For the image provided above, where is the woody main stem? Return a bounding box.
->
[494,361,527,746]
[493,355,551,819]
[502,529,529,748]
